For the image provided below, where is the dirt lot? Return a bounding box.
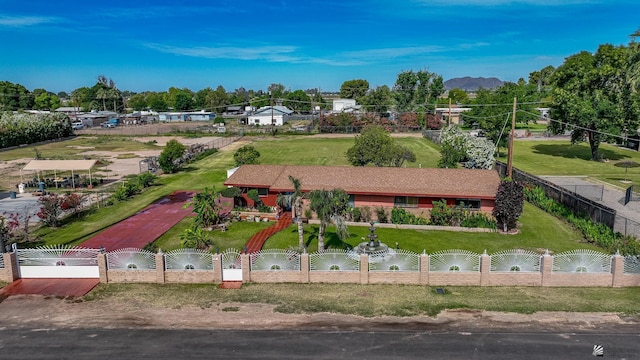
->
[0,135,247,192]
[0,295,637,332]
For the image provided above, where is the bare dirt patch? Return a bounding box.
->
[0,295,636,332]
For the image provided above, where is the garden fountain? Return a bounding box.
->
[351,221,395,263]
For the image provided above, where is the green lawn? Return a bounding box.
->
[500,140,640,186]
[251,135,441,168]
[264,203,598,254]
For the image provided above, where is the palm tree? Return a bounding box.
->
[289,176,305,250]
[309,188,350,251]
[109,87,120,113]
[96,88,108,111]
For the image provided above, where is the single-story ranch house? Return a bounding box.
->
[224,165,501,215]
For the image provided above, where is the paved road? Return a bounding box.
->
[0,328,637,359]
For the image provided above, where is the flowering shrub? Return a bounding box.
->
[37,193,64,227]
[0,112,73,148]
[438,125,495,169]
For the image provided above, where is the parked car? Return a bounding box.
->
[101,118,120,128]
[71,121,85,130]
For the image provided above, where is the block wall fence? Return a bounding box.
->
[3,252,638,288]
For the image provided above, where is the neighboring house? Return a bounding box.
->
[434,107,472,125]
[54,106,81,115]
[159,111,216,122]
[247,106,293,126]
[332,98,360,113]
[226,106,242,115]
[76,113,109,127]
[224,165,501,215]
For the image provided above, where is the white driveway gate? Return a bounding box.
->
[16,245,100,278]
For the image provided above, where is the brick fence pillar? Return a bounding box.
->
[420,254,429,285]
[2,252,20,282]
[611,254,625,288]
[300,253,309,283]
[241,254,251,282]
[360,254,369,284]
[480,252,491,286]
[97,253,108,283]
[213,254,223,283]
[155,253,166,284]
[541,253,553,287]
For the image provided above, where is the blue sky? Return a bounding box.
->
[0,0,638,93]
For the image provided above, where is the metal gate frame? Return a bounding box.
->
[16,245,100,278]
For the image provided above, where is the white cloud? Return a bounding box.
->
[0,15,56,27]
[145,41,490,67]
[145,43,298,62]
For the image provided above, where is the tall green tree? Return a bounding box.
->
[285,90,311,113]
[346,125,416,167]
[309,188,350,251]
[158,139,186,173]
[233,145,261,166]
[361,85,393,116]
[339,79,369,101]
[551,44,639,160]
[393,70,444,112]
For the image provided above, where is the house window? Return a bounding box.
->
[394,196,418,208]
[257,188,269,196]
[455,199,481,210]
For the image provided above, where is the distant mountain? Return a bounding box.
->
[444,77,504,91]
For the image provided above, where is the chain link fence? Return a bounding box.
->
[495,161,616,229]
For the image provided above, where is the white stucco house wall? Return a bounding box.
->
[247,106,293,126]
[332,98,360,113]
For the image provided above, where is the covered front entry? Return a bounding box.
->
[16,245,100,279]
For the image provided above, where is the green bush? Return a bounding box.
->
[524,185,640,255]
[430,200,465,226]
[461,212,496,229]
[136,172,157,188]
[375,207,389,223]
[158,139,186,173]
[391,207,428,225]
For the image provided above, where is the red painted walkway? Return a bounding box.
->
[243,212,292,253]
[81,190,195,251]
[0,278,100,297]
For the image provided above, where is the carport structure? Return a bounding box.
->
[21,159,97,189]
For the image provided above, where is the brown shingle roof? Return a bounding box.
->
[225,165,500,199]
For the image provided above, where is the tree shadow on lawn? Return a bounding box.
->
[531,143,629,161]
[305,226,354,250]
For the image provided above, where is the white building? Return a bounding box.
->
[159,110,216,122]
[247,106,293,126]
[332,98,360,113]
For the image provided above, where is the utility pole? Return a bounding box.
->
[507,97,517,178]
[270,91,275,135]
[448,98,452,126]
